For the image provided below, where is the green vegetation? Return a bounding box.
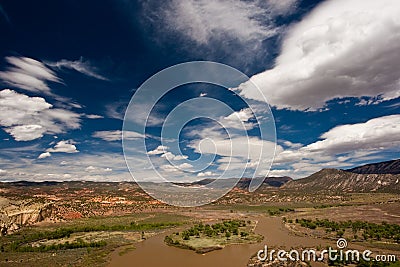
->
[182,220,247,239]
[0,213,191,266]
[294,218,400,243]
[164,220,263,253]
[16,240,107,252]
[266,207,294,216]
[1,221,181,253]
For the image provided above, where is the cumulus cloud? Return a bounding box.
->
[159,162,193,173]
[0,56,61,94]
[4,125,45,141]
[197,171,216,177]
[222,108,255,130]
[37,140,78,160]
[147,145,169,155]
[46,57,108,81]
[92,130,144,141]
[274,115,400,178]
[0,89,81,141]
[3,152,129,182]
[305,115,400,154]
[268,169,292,177]
[38,152,51,159]
[190,135,277,162]
[238,0,400,110]
[85,165,112,173]
[148,144,188,160]
[0,169,7,176]
[46,140,79,153]
[160,152,188,161]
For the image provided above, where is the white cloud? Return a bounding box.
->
[5,124,45,141]
[92,130,144,141]
[85,165,112,173]
[159,162,193,173]
[46,140,79,153]
[161,152,188,161]
[0,56,61,94]
[267,0,298,15]
[274,115,400,178]
[225,108,253,122]
[147,145,169,155]
[305,115,400,154]
[2,152,129,182]
[85,114,103,119]
[38,152,51,159]
[105,101,127,120]
[141,0,298,67]
[238,0,400,110]
[159,164,180,173]
[190,135,277,162]
[0,89,81,141]
[178,162,193,169]
[197,171,216,177]
[282,140,303,149]
[46,57,108,81]
[222,108,256,130]
[268,169,292,177]
[158,0,277,45]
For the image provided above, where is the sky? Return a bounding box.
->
[0,0,399,183]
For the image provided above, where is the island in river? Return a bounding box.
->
[164,219,263,254]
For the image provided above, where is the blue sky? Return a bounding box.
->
[0,0,399,183]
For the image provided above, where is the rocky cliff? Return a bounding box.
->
[0,197,54,235]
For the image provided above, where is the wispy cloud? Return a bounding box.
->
[84,114,104,119]
[0,56,62,94]
[140,0,298,68]
[105,101,127,120]
[92,130,144,141]
[46,57,109,81]
[0,4,11,25]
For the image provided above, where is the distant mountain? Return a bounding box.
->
[345,159,400,175]
[236,177,293,189]
[283,168,400,193]
[173,176,293,189]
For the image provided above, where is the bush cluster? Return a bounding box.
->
[295,218,400,242]
[179,220,248,240]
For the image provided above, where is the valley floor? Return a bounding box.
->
[0,184,399,267]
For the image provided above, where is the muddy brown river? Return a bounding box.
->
[108,216,330,267]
